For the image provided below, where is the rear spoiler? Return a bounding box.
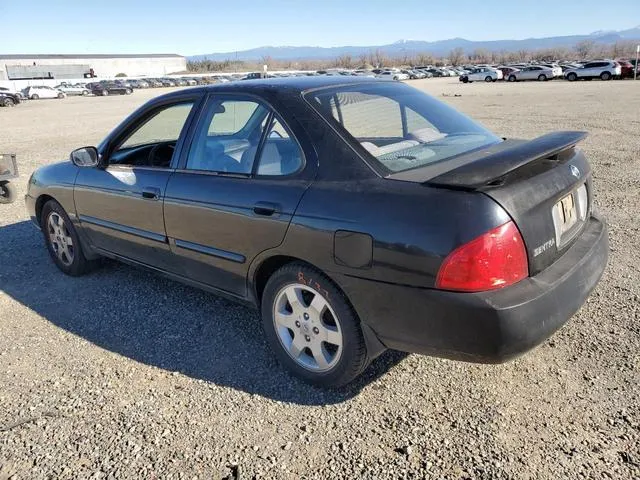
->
[427,131,588,189]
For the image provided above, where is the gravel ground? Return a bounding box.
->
[0,79,639,480]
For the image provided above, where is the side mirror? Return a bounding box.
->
[70,146,99,167]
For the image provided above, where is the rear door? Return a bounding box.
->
[163,93,316,296]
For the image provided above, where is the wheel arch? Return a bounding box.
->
[250,253,387,360]
[35,194,55,224]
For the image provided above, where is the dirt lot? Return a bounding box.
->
[1,78,639,480]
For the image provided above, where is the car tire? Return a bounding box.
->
[2,97,15,107]
[41,200,96,276]
[508,75,516,82]
[82,90,89,96]
[125,88,132,95]
[462,77,468,83]
[538,74,547,81]
[567,73,577,82]
[0,181,17,204]
[31,94,39,100]
[261,262,370,387]
[485,76,492,82]
[600,71,611,81]
[57,92,65,99]
[102,89,109,96]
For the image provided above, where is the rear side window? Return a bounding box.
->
[307,82,500,174]
[186,95,303,176]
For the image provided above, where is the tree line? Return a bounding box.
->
[187,40,639,73]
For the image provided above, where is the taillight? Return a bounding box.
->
[436,221,528,292]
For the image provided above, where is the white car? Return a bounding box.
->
[25,86,66,100]
[564,60,622,81]
[462,67,503,83]
[55,84,90,96]
[376,70,410,81]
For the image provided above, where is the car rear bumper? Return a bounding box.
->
[338,215,608,363]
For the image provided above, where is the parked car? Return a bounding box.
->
[460,67,503,83]
[24,86,66,99]
[26,77,607,387]
[55,84,90,96]
[506,65,557,82]
[498,66,520,78]
[564,60,621,81]
[87,82,133,96]
[0,88,21,107]
[145,78,163,88]
[129,79,150,88]
[615,60,635,79]
[159,78,176,87]
[376,70,409,81]
[538,64,564,78]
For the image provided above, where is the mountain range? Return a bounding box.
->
[189,26,640,62]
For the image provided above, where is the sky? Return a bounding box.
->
[1,0,638,55]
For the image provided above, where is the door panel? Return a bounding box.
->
[75,166,177,270]
[163,174,309,295]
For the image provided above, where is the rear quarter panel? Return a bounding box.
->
[270,178,511,289]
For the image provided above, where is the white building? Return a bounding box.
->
[0,54,187,81]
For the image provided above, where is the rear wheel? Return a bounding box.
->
[600,71,612,81]
[261,263,369,387]
[2,97,15,107]
[508,75,517,82]
[41,200,95,276]
[0,181,16,204]
[538,74,547,81]
[485,76,493,82]
[31,94,39,100]
[462,77,468,83]
[102,89,109,96]
[567,73,577,82]
[125,88,132,95]
[57,92,64,98]
[82,90,89,96]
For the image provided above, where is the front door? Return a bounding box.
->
[75,98,198,270]
[163,94,315,297]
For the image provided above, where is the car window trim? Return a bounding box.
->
[177,91,307,179]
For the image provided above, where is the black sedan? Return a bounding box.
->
[26,77,608,387]
[87,81,133,96]
[0,88,21,107]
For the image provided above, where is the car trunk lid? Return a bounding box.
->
[388,131,592,275]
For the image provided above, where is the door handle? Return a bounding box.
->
[142,187,160,200]
[253,201,279,216]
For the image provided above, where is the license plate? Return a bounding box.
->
[555,193,577,234]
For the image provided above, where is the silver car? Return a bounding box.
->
[506,65,556,82]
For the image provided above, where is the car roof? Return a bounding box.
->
[158,75,380,101]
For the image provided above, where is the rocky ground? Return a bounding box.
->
[0,78,638,479]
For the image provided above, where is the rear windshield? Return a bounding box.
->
[305,82,501,174]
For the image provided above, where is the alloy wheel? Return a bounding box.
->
[272,284,343,372]
[47,212,74,266]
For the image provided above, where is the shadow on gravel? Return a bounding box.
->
[0,220,408,405]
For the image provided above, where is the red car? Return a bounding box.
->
[616,60,634,79]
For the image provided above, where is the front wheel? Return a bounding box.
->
[538,74,547,81]
[41,200,95,276]
[508,75,516,82]
[485,76,493,82]
[125,88,132,95]
[0,181,16,204]
[101,89,109,96]
[567,73,577,82]
[31,94,39,100]
[600,71,612,81]
[2,97,15,107]
[261,263,370,387]
[57,92,65,98]
[82,90,89,96]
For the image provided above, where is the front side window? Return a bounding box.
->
[186,96,303,176]
[307,82,500,174]
[110,102,194,168]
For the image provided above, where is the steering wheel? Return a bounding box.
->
[147,142,175,167]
